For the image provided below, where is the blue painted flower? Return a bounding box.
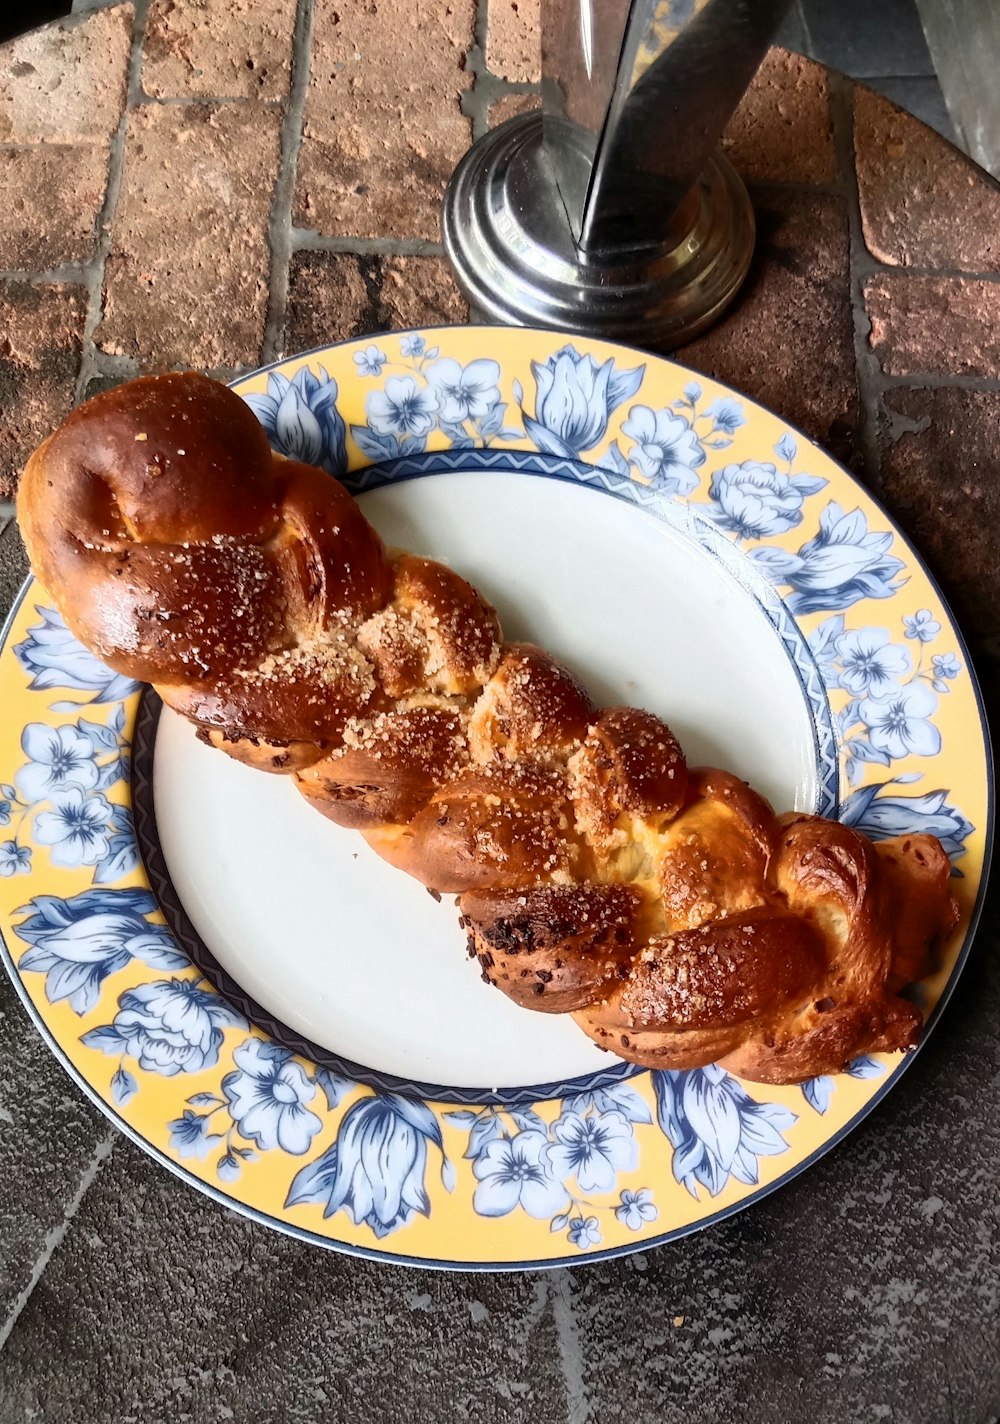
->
[567,1216,602,1249]
[835,627,911,697]
[750,502,906,614]
[620,405,704,493]
[523,345,644,458]
[616,1187,658,1230]
[472,1129,568,1220]
[548,1109,638,1192]
[841,783,973,863]
[400,334,425,357]
[904,609,941,642]
[222,1038,322,1155]
[0,799,12,826]
[858,681,941,760]
[705,461,825,539]
[653,1064,796,1199]
[242,366,347,475]
[82,978,246,1075]
[15,887,185,1014]
[353,344,387,377]
[705,397,746,436]
[14,606,138,705]
[931,653,961,692]
[33,787,112,868]
[426,357,501,424]
[366,375,439,440]
[16,722,100,803]
[0,841,31,876]
[167,1108,222,1160]
[286,1093,450,1238]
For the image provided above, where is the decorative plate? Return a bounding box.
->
[0,328,991,1271]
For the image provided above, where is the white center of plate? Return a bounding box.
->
[153,471,818,1091]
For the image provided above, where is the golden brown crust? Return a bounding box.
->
[17,372,962,1086]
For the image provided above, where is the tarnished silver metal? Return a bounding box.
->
[443,0,793,348]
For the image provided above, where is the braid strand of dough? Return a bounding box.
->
[17,373,960,1085]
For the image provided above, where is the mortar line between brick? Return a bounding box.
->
[261,0,315,365]
[0,1133,116,1353]
[465,0,492,142]
[290,232,446,257]
[74,0,153,403]
[828,72,883,491]
[549,1269,591,1424]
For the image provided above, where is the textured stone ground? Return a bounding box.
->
[0,4,998,1420]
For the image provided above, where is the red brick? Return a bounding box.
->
[486,0,540,83]
[854,86,1000,271]
[488,92,540,129]
[677,191,857,468]
[880,387,1000,645]
[722,49,836,186]
[0,5,131,145]
[866,274,1000,378]
[284,251,467,355]
[142,0,297,101]
[97,103,280,371]
[296,0,474,240]
[0,282,86,496]
[0,146,110,268]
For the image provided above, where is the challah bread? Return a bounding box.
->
[17,371,961,1084]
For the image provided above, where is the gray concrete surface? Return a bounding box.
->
[0,513,998,1422]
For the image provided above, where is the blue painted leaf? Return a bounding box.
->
[846,740,892,767]
[111,704,126,734]
[705,437,732,449]
[550,1212,570,1233]
[440,421,476,449]
[350,425,401,461]
[607,363,645,409]
[441,1156,456,1193]
[187,1091,223,1107]
[894,772,924,784]
[78,718,120,751]
[424,346,440,360]
[510,1108,545,1135]
[801,1076,833,1114]
[1,784,15,800]
[315,1068,353,1111]
[286,1141,339,1208]
[498,427,522,441]
[846,1055,885,1080]
[111,1066,137,1106]
[217,1152,241,1183]
[444,1110,478,1126]
[512,378,524,406]
[81,1025,126,1054]
[683,381,702,403]
[774,433,797,464]
[93,831,140,885]
[789,474,828,497]
[748,546,802,579]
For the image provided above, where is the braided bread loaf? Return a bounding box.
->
[17,372,960,1085]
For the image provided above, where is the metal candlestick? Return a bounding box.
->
[443,0,793,348]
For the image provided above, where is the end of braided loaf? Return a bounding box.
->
[17,373,961,1085]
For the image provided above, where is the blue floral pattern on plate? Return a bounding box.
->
[0,328,987,1269]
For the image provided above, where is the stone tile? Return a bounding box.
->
[0,145,110,268]
[284,251,467,354]
[854,87,1000,271]
[677,191,858,470]
[880,386,1000,648]
[0,1141,568,1423]
[722,49,836,187]
[487,91,540,129]
[864,75,957,146]
[96,103,281,371]
[142,0,297,101]
[486,0,540,83]
[799,0,934,77]
[866,273,1000,378]
[0,281,86,498]
[0,4,132,144]
[378,255,468,331]
[0,972,111,1326]
[295,0,474,241]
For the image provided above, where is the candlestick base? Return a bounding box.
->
[442,113,754,350]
